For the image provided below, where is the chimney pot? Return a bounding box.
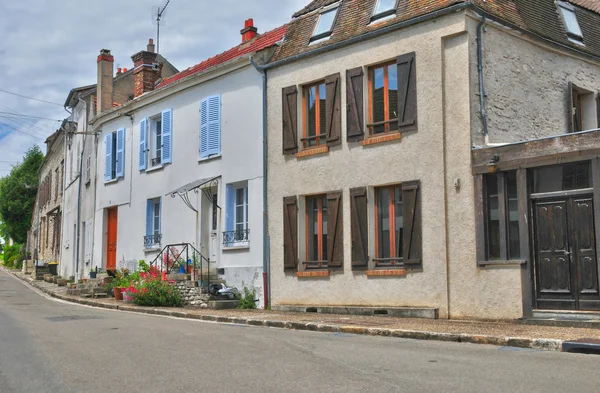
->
[240,18,258,43]
[117,67,122,74]
[147,38,155,53]
[123,68,127,73]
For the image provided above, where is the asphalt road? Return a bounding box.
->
[1,270,600,393]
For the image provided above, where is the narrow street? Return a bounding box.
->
[0,270,599,393]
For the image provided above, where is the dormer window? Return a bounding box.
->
[372,0,398,21]
[311,6,339,41]
[557,1,584,45]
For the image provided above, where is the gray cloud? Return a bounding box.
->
[0,0,307,176]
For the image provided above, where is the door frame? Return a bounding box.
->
[530,189,599,310]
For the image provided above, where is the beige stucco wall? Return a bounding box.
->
[469,15,600,146]
[268,12,463,319]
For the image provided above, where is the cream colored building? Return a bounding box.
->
[265,0,600,320]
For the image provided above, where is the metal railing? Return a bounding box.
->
[149,243,213,288]
[144,234,162,249]
[222,229,250,245]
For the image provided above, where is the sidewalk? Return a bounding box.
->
[6,268,600,352]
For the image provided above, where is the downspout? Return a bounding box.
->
[74,95,87,279]
[250,56,270,309]
[477,16,490,142]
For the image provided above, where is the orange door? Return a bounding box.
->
[106,207,118,271]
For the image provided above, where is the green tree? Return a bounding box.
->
[0,146,44,243]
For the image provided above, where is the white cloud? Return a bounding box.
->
[0,0,307,177]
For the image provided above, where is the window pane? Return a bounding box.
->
[533,162,591,193]
[307,197,318,261]
[322,196,328,261]
[486,174,500,260]
[374,0,396,15]
[156,120,162,158]
[388,65,398,131]
[559,6,583,37]
[236,188,244,205]
[506,172,520,259]
[313,8,337,37]
[372,67,385,134]
[395,186,403,259]
[306,86,317,146]
[318,83,326,141]
[377,188,390,258]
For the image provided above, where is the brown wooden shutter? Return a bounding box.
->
[346,67,364,142]
[282,86,298,154]
[327,191,343,268]
[325,73,341,147]
[350,187,368,269]
[596,93,600,130]
[397,52,417,133]
[568,82,575,133]
[283,196,298,270]
[402,181,422,265]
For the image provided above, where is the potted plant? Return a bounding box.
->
[89,267,97,279]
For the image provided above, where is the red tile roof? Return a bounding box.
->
[157,24,287,88]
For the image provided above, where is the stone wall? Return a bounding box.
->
[174,280,209,307]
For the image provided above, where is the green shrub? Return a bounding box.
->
[131,278,182,307]
[238,285,257,309]
[2,244,22,268]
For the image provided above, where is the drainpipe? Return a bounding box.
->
[477,16,490,143]
[250,56,270,309]
[74,95,87,279]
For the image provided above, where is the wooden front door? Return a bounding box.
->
[533,196,600,310]
[106,207,118,271]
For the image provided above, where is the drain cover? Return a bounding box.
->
[563,338,600,354]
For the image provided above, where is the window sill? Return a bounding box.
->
[478,260,526,267]
[222,243,250,251]
[295,145,329,159]
[145,165,164,173]
[144,246,162,253]
[104,178,118,185]
[366,269,407,277]
[296,270,329,278]
[198,154,222,163]
[361,132,402,147]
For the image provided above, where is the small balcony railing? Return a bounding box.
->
[144,234,162,249]
[222,229,250,246]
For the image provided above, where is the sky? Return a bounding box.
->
[0,0,307,177]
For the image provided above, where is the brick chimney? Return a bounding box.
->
[240,19,258,43]
[131,39,160,98]
[97,49,114,114]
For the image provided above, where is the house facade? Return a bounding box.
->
[59,42,178,280]
[265,0,600,319]
[89,21,286,307]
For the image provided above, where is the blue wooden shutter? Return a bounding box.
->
[116,128,125,178]
[104,133,112,182]
[139,118,147,171]
[161,109,173,164]
[225,184,234,232]
[199,98,208,158]
[145,199,153,248]
[207,95,221,156]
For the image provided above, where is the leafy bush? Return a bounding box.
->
[131,279,182,307]
[2,244,22,268]
[238,285,257,309]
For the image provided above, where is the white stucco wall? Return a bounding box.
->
[469,16,600,146]
[93,64,265,304]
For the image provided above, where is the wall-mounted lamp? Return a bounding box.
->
[487,154,499,173]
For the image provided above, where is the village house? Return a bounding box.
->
[59,43,178,280]
[265,0,600,319]
[88,21,286,307]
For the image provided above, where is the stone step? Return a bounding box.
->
[272,305,439,319]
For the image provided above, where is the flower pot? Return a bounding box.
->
[89,272,97,279]
[179,265,186,274]
[113,287,123,301]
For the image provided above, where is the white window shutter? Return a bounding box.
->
[200,99,209,158]
[139,118,147,171]
[116,128,125,178]
[104,134,112,182]
[207,95,221,157]
[161,109,173,164]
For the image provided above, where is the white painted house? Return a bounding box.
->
[89,21,287,307]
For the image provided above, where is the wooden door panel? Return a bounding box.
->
[534,200,576,308]
[572,198,600,303]
[106,208,118,271]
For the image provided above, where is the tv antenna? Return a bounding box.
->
[152,0,171,57]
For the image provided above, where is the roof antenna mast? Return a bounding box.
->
[152,0,171,57]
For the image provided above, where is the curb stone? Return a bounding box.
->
[5,269,566,352]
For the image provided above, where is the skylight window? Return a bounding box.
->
[372,0,398,21]
[557,1,584,44]
[311,6,338,41]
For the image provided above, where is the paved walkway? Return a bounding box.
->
[6,268,600,351]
